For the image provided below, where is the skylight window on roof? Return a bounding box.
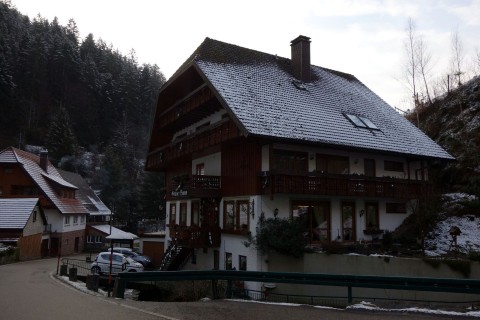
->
[345,114,366,128]
[358,116,379,130]
[344,114,379,130]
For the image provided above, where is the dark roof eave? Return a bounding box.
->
[251,133,455,162]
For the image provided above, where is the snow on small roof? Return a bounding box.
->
[0,147,88,214]
[90,224,138,240]
[41,172,78,189]
[0,198,39,229]
[170,37,454,160]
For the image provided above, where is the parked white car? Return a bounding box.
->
[109,247,154,268]
[90,252,144,274]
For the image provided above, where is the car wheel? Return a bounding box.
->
[128,269,137,272]
[91,266,101,274]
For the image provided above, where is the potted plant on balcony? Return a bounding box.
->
[363,225,384,235]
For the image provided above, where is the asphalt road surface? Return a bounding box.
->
[0,257,471,320]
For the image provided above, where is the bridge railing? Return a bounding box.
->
[114,270,480,303]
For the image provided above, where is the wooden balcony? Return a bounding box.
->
[263,172,432,199]
[170,175,221,198]
[170,224,221,248]
[146,120,240,170]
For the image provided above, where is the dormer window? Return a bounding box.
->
[344,114,379,130]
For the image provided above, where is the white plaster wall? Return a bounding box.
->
[63,214,86,233]
[44,209,85,233]
[379,200,414,233]
[192,152,221,176]
[44,209,63,233]
[22,205,44,236]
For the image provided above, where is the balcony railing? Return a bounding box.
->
[263,172,431,199]
[170,224,221,248]
[170,175,221,198]
[146,120,240,170]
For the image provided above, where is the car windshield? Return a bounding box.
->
[126,257,137,264]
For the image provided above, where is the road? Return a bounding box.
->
[0,257,469,320]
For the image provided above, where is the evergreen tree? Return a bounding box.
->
[99,114,142,230]
[45,106,78,164]
[139,171,165,220]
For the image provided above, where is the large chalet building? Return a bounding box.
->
[145,36,453,274]
[0,147,88,255]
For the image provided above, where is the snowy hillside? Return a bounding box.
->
[425,193,480,256]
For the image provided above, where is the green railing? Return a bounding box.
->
[114,270,480,303]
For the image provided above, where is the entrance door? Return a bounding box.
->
[364,159,376,177]
[311,203,330,242]
[341,202,356,241]
[293,201,330,243]
[74,237,79,253]
[50,238,59,256]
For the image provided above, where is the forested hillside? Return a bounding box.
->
[0,1,165,157]
[406,75,480,195]
[0,1,166,229]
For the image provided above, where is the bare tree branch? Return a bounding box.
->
[417,36,434,105]
[450,30,465,87]
[404,18,419,108]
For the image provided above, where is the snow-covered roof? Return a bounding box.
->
[41,172,78,189]
[0,198,40,229]
[90,224,138,240]
[0,147,88,214]
[168,37,454,160]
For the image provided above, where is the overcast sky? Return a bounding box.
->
[9,0,480,111]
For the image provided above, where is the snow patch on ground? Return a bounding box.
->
[348,301,480,318]
[425,193,480,256]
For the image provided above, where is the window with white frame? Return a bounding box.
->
[64,216,70,225]
[169,203,177,225]
[73,215,78,224]
[223,200,250,232]
[239,255,247,271]
[87,235,102,243]
[179,202,187,225]
[225,252,233,270]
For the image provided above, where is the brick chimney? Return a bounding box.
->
[290,35,311,82]
[39,149,49,172]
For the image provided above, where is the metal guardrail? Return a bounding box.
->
[60,258,92,276]
[114,270,480,302]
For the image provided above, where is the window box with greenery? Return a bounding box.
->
[363,228,384,235]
